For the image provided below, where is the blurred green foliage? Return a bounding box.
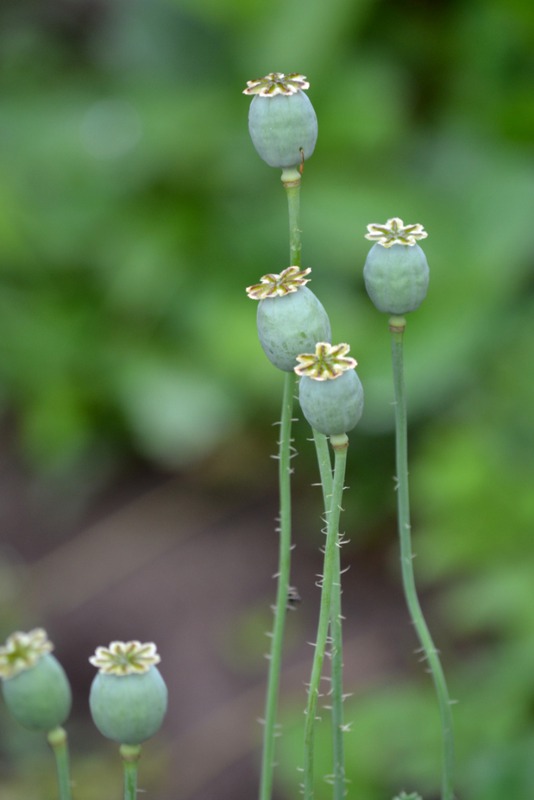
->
[1,0,534,798]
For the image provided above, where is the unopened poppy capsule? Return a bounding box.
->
[0,628,72,732]
[243,72,318,170]
[246,266,331,372]
[296,343,364,436]
[363,218,429,315]
[89,641,168,746]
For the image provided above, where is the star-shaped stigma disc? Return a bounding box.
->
[89,641,161,676]
[295,342,357,381]
[243,73,310,96]
[365,218,428,248]
[246,266,312,300]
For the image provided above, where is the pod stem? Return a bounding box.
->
[259,372,296,800]
[282,168,302,266]
[389,316,455,800]
[304,433,349,800]
[47,727,72,800]
[120,743,141,800]
[312,429,346,799]
[259,167,303,800]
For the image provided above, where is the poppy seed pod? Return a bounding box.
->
[299,369,364,436]
[244,73,318,170]
[89,641,168,746]
[90,668,168,745]
[0,629,71,732]
[296,343,364,436]
[363,218,429,315]
[246,267,331,372]
[258,288,331,372]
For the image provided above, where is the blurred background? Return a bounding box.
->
[0,0,533,797]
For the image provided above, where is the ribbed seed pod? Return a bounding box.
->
[258,288,331,372]
[295,343,364,436]
[247,267,331,372]
[299,370,364,436]
[0,629,72,732]
[89,640,168,746]
[363,218,429,315]
[90,667,168,745]
[2,656,72,732]
[243,73,318,169]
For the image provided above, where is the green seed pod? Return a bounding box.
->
[299,370,364,436]
[89,640,168,746]
[90,667,168,745]
[363,218,430,315]
[0,629,71,732]
[243,73,318,169]
[363,243,429,315]
[258,288,331,372]
[295,342,364,436]
[2,654,72,732]
[247,267,331,373]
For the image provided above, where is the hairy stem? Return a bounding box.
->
[312,429,346,799]
[47,727,72,800]
[259,371,296,800]
[304,434,348,800]
[389,316,455,800]
[120,744,141,800]
[259,170,302,800]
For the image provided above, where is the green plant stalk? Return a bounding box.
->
[282,168,302,265]
[312,429,346,800]
[258,168,302,800]
[304,433,348,800]
[259,371,296,800]
[47,727,72,800]
[120,744,141,800]
[389,316,455,800]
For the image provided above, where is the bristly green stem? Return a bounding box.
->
[304,434,349,800]
[389,315,455,800]
[312,429,346,799]
[259,371,296,800]
[47,727,72,800]
[120,744,141,800]
[259,168,302,800]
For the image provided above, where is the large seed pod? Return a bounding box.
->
[299,369,364,436]
[363,242,429,315]
[248,91,318,169]
[2,654,72,732]
[89,666,168,745]
[257,287,331,372]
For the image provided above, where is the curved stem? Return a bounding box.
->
[47,727,72,800]
[259,371,296,800]
[304,434,348,800]
[312,430,346,799]
[120,744,141,800]
[389,316,455,800]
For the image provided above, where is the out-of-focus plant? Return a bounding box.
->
[0,631,167,800]
[0,629,73,800]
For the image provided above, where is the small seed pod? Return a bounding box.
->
[246,267,331,372]
[243,73,318,169]
[89,641,168,746]
[363,218,429,315]
[0,629,72,732]
[296,343,364,436]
